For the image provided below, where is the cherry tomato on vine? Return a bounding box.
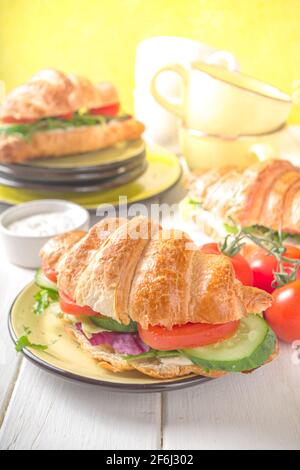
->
[265,279,300,343]
[244,245,300,293]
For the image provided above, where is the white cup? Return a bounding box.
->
[134,36,239,151]
[151,61,292,137]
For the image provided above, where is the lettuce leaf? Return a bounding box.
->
[0,112,130,140]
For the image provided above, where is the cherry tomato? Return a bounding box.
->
[89,103,120,116]
[265,279,300,342]
[59,290,100,317]
[201,242,253,286]
[245,245,300,293]
[43,266,57,283]
[138,320,239,351]
[2,116,37,124]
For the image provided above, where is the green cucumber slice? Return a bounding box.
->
[181,315,276,372]
[35,269,58,292]
[90,316,137,333]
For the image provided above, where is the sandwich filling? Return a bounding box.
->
[35,267,277,373]
[180,195,300,243]
[0,107,131,141]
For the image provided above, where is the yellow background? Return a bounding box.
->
[0,0,299,122]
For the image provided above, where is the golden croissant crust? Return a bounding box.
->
[0,69,119,120]
[41,216,272,328]
[185,159,300,235]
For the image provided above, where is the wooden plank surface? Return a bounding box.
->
[0,361,161,450]
[163,343,300,450]
[0,250,33,425]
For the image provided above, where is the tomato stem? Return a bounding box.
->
[224,219,300,287]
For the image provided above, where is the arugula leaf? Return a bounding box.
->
[33,288,58,315]
[124,349,180,361]
[186,196,202,208]
[15,334,48,353]
[0,112,131,140]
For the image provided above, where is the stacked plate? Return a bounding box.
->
[0,141,182,210]
[0,140,147,193]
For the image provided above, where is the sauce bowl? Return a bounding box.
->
[0,200,90,268]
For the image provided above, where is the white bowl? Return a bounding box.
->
[0,200,90,269]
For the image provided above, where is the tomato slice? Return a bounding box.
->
[138,320,240,351]
[43,266,57,283]
[59,290,100,317]
[56,112,73,120]
[89,103,120,116]
[2,116,37,124]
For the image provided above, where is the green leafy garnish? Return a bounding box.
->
[33,288,58,315]
[124,349,180,361]
[15,328,48,353]
[0,112,130,140]
[186,196,202,208]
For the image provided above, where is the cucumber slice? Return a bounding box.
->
[90,316,138,333]
[181,315,276,372]
[35,269,58,292]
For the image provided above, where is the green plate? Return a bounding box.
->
[0,147,182,209]
[21,139,145,170]
[8,282,211,393]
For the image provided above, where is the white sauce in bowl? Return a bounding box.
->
[7,210,78,237]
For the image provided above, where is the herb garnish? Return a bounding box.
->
[15,327,48,353]
[33,288,59,315]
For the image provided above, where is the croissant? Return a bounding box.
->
[0,69,145,163]
[183,159,300,239]
[39,216,275,380]
[0,69,119,120]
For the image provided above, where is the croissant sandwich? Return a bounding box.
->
[181,159,300,241]
[0,69,145,163]
[36,216,277,380]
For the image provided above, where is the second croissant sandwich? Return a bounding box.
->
[181,159,300,241]
[0,69,145,163]
[37,216,277,380]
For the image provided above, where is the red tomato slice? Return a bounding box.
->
[2,116,37,124]
[201,242,253,286]
[59,290,100,317]
[89,103,120,116]
[56,112,73,120]
[43,266,57,283]
[138,320,240,351]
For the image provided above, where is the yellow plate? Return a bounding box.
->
[9,282,210,392]
[0,147,182,210]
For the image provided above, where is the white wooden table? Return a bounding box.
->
[1,127,300,450]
